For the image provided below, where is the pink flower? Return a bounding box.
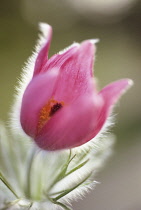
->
[20,23,132,150]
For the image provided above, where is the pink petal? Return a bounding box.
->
[80,79,133,143]
[99,79,133,109]
[44,43,80,71]
[35,94,103,150]
[94,79,132,134]
[33,24,52,76]
[20,69,59,137]
[52,41,96,103]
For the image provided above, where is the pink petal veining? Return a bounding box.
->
[51,41,96,103]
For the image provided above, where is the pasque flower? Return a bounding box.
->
[20,23,132,150]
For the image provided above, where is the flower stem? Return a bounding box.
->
[25,148,36,198]
[0,171,19,199]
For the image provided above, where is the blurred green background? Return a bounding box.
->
[0,0,141,209]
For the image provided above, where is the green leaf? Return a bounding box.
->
[65,159,89,177]
[53,172,92,201]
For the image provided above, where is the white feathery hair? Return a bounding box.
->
[9,23,52,137]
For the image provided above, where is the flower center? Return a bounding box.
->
[49,102,63,116]
[37,98,64,133]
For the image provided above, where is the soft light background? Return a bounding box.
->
[0,0,140,209]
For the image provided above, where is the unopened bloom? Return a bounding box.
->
[20,23,132,150]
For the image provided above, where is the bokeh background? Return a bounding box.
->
[0,0,141,209]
